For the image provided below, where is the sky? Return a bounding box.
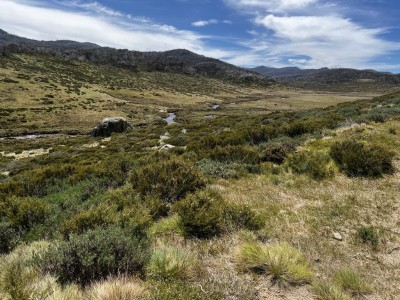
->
[1,0,400,72]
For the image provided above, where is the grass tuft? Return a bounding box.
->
[312,280,351,300]
[333,268,373,295]
[88,277,148,300]
[147,245,197,281]
[235,241,314,286]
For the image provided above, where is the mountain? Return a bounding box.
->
[251,66,400,91]
[251,66,323,78]
[0,29,273,85]
[0,29,100,50]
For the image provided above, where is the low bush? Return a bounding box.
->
[333,268,372,295]
[42,226,150,286]
[147,245,197,281]
[176,189,264,238]
[3,196,50,230]
[287,151,335,180]
[131,157,205,202]
[0,222,18,254]
[312,280,351,300]
[197,158,260,179]
[260,143,296,164]
[209,146,260,165]
[176,189,224,238]
[330,140,394,177]
[235,241,314,286]
[224,204,265,231]
[356,226,379,249]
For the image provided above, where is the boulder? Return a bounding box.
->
[91,117,131,137]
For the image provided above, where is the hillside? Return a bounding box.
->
[251,66,400,92]
[0,30,272,85]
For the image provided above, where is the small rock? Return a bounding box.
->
[333,232,343,241]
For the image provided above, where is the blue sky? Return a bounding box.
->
[1,0,400,72]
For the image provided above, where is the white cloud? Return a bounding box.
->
[192,19,232,27]
[0,0,212,53]
[222,0,400,69]
[223,0,317,12]
[192,19,219,27]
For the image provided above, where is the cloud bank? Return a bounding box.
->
[0,0,204,52]
[223,0,400,69]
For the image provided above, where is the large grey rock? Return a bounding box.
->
[91,117,131,137]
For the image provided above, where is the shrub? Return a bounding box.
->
[224,204,265,231]
[260,143,296,164]
[333,268,372,295]
[4,196,50,230]
[0,222,18,254]
[149,280,205,300]
[235,241,314,286]
[147,246,197,281]
[88,277,148,300]
[330,140,394,177]
[197,158,260,179]
[287,151,335,180]
[131,158,205,202]
[176,189,224,238]
[312,280,351,300]
[356,226,379,249]
[42,226,150,286]
[209,146,260,165]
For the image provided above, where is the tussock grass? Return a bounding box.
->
[88,277,149,300]
[312,280,351,300]
[0,241,53,300]
[149,215,184,238]
[235,241,314,286]
[333,268,373,295]
[147,245,197,281]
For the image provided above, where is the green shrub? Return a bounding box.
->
[131,158,205,202]
[330,140,394,177]
[42,226,150,286]
[287,151,335,180]
[356,226,379,249]
[4,196,50,230]
[147,246,197,281]
[197,158,260,179]
[235,241,314,286]
[176,189,224,238]
[333,268,373,295]
[0,222,19,254]
[209,146,260,165]
[261,143,296,164]
[224,204,265,231]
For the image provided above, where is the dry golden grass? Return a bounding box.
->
[88,277,149,300]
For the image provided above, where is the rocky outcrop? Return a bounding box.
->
[91,117,132,137]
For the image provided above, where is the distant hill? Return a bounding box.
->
[251,66,400,92]
[0,29,273,86]
[0,29,100,50]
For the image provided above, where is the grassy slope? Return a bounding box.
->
[1,53,400,299]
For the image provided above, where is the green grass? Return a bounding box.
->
[235,241,314,286]
[312,280,351,300]
[333,268,373,295]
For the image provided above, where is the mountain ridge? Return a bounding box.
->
[0,29,273,86]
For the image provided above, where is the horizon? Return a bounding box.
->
[1,0,400,73]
